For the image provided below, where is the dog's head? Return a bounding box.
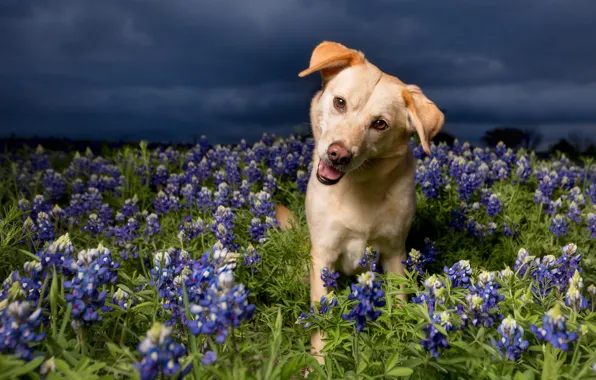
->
[299,41,444,185]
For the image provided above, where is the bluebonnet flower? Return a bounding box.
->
[38,233,75,272]
[566,201,582,223]
[31,211,55,245]
[242,245,261,272]
[30,145,51,172]
[196,187,214,212]
[210,206,239,250]
[144,213,162,237]
[412,275,447,315]
[459,271,504,328]
[530,303,578,352]
[63,244,120,324]
[538,172,558,199]
[31,195,51,220]
[0,300,46,361]
[403,239,440,275]
[586,213,596,238]
[534,189,549,205]
[177,216,205,243]
[485,193,503,217]
[568,186,585,205]
[341,271,386,332]
[421,311,457,359]
[503,222,520,237]
[492,159,509,180]
[359,247,382,273]
[118,196,140,220]
[201,351,217,365]
[186,246,256,343]
[134,322,191,380]
[297,306,318,328]
[244,160,262,184]
[112,288,137,311]
[179,183,196,208]
[153,191,180,215]
[564,270,588,311]
[81,213,105,237]
[490,315,529,361]
[153,165,168,187]
[514,155,532,183]
[263,169,278,193]
[107,217,141,246]
[41,169,66,200]
[318,293,338,314]
[320,267,340,288]
[296,169,309,194]
[545,198,563,215]
[416,158,446,199]
[513,248,535,277]
[444,260,472,288]
[213,182,232,208]
[550,215,568,237]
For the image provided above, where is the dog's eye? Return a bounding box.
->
[371,119,388,130]
[333,97,346,110]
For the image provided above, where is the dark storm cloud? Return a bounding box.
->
[1,0,595,145]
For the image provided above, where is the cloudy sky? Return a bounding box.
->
[1,0,595,148]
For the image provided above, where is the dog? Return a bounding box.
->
[275,40,444,365]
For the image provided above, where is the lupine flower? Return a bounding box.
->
[320,267,340,288]
[81,213,105,237]
[153,191,180,215]
[144,213,162,237]
[458,271,504,328]
[0,300,46,361]
[134,322,191,380]
[359,247,382,273]
[31,211,55,245]
[444,260,472,288]
[201,351,217,365]
[530,303,578,351]
[566,201,582,223]
[514,156,532,183]
[412,275,447,315]
[63,244,120,324]
[341,271,386,332]
[421,311,457,358]
[177,216,205,242]
[564,270,588,311]
[296,169,309,194]
[491,315,529,361]
[550,215,568,237]
[242,245,261,272]
[545,198,563,215]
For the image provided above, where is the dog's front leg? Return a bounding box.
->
[382,251,408,303]
[309,248,335,365]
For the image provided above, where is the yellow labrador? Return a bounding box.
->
[276,41,444,364]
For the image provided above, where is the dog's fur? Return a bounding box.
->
[275,41,444,364]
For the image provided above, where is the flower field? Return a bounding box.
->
[0,134,595,379]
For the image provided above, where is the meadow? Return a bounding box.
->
[0,133,595,380]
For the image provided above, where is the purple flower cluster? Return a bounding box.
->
[530,303,579,352]
[403,238,440,275]
[444,260,472,288]
[341,271,386,333]
[457,271,504,328]
[0,300,46,361]
[490,315,529,361]
[134,322,191,380]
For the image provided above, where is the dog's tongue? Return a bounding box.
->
[318,161,343,180]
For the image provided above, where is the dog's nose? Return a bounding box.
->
[327,142,352,165]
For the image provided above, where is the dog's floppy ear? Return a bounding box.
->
[401,85,444,155]
[298,41,366,83]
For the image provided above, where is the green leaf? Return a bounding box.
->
[3,356,44,378]
[385,366,414,377]
[384,351,400,373]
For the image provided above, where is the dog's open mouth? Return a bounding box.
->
[316,161,345,185]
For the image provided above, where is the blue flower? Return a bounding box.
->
[459,271,504,328]
[564,270,589,312]
[0,301,46,361]
[530,303,578,352]
[444,260,472,288]
[359,247,383,273]
[586,213,596,238]
[144,213,162,237]
[242,245,261,272]
[320,267,340,288]
[341,271,386,332]
[491,315,529,361]
[201,351,217,365]
[549,215,568,237]
[421,311,457,358]
[134,322,191,380]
